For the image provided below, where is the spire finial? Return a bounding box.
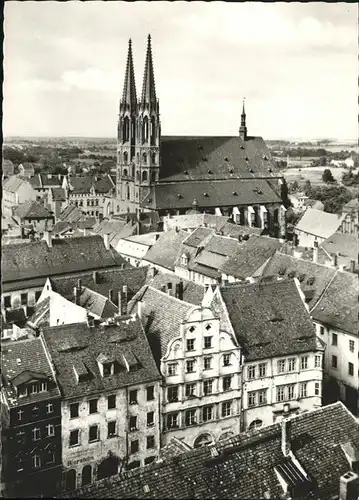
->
[242,97,246,115]
[239,97,247,140]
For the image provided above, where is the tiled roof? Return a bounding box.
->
[311,271,358,336]
[68,174,114,195]
[218,280,320,360]
[59,204,85,222]
[159,136,280,182]
[146,270,205,305]
[159,437,192,460]
[67,402,358,500]
[295,208,344,239]
[53,218,97,235]
[90,219,136,246]
[78,287,119,319]
[165,215,262,237]
[28,296,51,328]
[342,198,359,213]
[261,252,337,309]
[51,187,67,201]
[1,337,60,407]
[3,176,30,193]
[48,266,146,303]
[2,159,15,176]
[127,286,194,365]
[3,308,27,328]
[145,178,281,211]
[221,236,280,279]
[13,200,53,219]
[41,316,161,399]
[30,173,63,189]
[20,162,35,172]
[183,227,213,247]
[320,232,358,264]
[2,235,126,283]
[143,229,189,271]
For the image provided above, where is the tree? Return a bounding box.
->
[322,169,334,183]
[290,180,299,193]
[303,180,312,196]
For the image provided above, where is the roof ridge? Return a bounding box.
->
[309,268,339,313]
[146,286,195,307]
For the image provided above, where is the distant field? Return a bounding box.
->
[283,166,346,185]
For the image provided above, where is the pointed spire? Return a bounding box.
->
[239,98,247,141]
[122,39,137,110]
[241,98,246,126]
[141,34,157,108]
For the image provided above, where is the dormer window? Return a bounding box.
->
[17,385,27,397]
[103,362,114,377]
[181,253,189,266]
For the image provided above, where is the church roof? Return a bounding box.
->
[159,135,280,182]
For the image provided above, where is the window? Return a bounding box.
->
[107,421,116,438]
[33,455,41,469]
[35,291,41,302]
[276,386,285,402]
[204,336,212,349]
[221,353,231,367]
[3,296,11,308]
[103,363,112,377]
[168,363,177,376]
[89,399,98,414]
[69,430,79,447]
[186,339,195,351]
[147,411,154,427]
[277,360,286,373]
[315,382,320,396]
[203,379,213,396]
[107,395,116,410]
[319,326,325,335]
[202,405,213,422]
[315,355,321,368]
[46,402,53,414]
[332,355,338,369]
[167,386,178,403]
[186,360,195,373]
[18,385,27,397]
[17,409,24,421]
[30,383,39,394]
[32,427,41,441]
[129,390,138,405]
[46,424,55,437]
[17,458,24,472]
[300,383,307,398]
[223,375,232,392]
[167,412,179,429]
[288,358,296,372]
[20,293,28,305]
[146,386,154,401]
[123,168,128,177]
[89,425,99,443]
[287,384,296,400]
[130,440,139,454]
[248,391,256,407]
[348,362,354,376]
[258,363,267,377]
[16,431,25,444]
[222,402,231,417]
[145,456,156,465]
[69,402,79,419]
[256,389,266,405]
[248,365,256,380]
[349,340,355,352]
[185,383,196,398]
[129,416,137,431]
[143,154,147,166]
[185,409,196,426]
[300,356,308,370]
[204,357,212,370]
[147,435,155,449]
[332,333,338,346]
[128,460,141,470]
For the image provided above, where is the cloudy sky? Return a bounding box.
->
[3,2,358,140]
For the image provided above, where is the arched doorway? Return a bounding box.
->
[97,454,119,480]
[218,431,234,442]
[81,465,92,486]
[194,433,213,448]
[248,419,263,431]
[65,469,76,491]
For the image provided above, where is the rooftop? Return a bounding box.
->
[3,175,31,193]
[295,208,343,240]
[13,200,53,220]
[143,229,188,271]
[67,402,359,500]
[320,232,358,264]
[41,316,161,399]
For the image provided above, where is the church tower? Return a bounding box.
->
[116,35,161,214]
[239,99,247,141]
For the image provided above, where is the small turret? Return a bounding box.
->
[239,98,247,141]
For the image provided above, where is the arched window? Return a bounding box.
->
[65,469,76,491]
[151,171,156,183]
[150,116,156,145]
[142,116,149,143]
[136,152,140,164]
[123,117,130,142]
[136,171,140,182]
[123,168,128,177]
[248,419,263,431]
[142,171,148,183]
[126,184,130,200]
[143,153,147,165]
[151,152,156,164]
[218,431,234,442]
[81,465,92,486]
[123,152,128,164]
[132,166,135,177]
[194,434,212,448]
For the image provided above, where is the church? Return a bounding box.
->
[115,35,287,238]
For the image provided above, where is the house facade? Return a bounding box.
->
[2,176,38,217]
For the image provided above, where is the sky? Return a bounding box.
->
[3,2,358,140]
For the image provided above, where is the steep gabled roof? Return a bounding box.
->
[295,208,344,239]
[143,229,188,271]
[3,176,31,193]
[66,402,358,500]
[320,232,358,264]
[13,200,53,219]
[219,279,320,360]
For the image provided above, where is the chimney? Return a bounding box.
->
[281,418,291,457]
[43,230,52,248]
[122,285,128,310]
[118,289,127,315]
[73,286,79,305]
[103,233,110,250]
[176,280,184,301]
[137,300,142,319]
[161,285,167,293]
[148,267,156,279]
[83,227,88,237]
[339,471,359,500]
[349,260,356,273]
[93,270,98,284]
[333,252,339,268]
[108,289,114,303]
[313,241,318,263]
[167,282,173,295]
